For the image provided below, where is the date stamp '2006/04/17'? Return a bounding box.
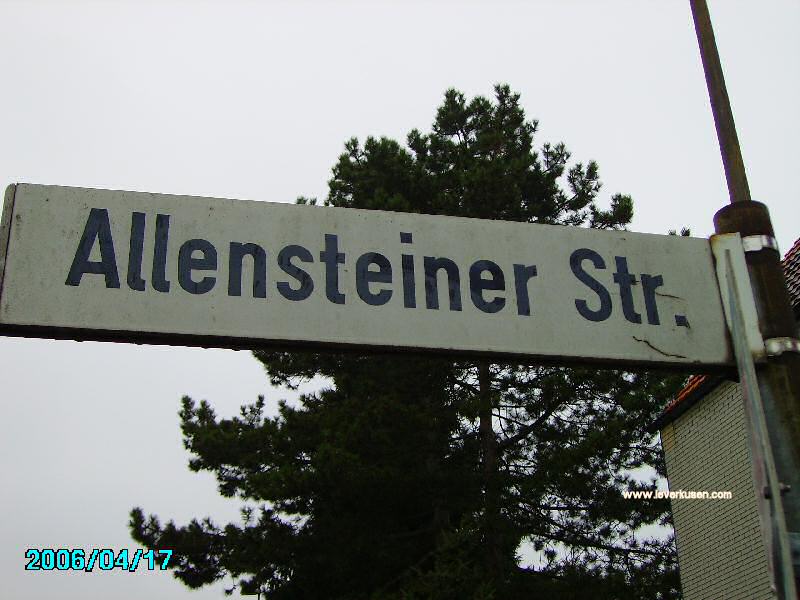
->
[24,548,173,572]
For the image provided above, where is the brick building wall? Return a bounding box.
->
[660,380,774,599]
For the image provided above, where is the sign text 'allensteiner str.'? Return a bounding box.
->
[0,184,733,367]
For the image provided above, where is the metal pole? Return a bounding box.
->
[689,0,751,205]
[723,245,795,597]
[689,0,800,595]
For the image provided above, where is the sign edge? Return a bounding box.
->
[0,184,18,309]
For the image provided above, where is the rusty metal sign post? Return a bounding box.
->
[713,234,796,596]
[691,0,800,595]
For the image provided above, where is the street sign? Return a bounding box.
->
[0,183,733,367]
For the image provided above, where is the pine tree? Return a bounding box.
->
[131,85,685,599]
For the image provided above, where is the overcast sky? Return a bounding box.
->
[1,1,797,598]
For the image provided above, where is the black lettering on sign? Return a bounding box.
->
[65,208,120,288]
[228,242,267,298]
[641,274,664,325]
[64,213,689,335]
[570,248,612,322]
[127,212,146,291]
[277,245,314,301]
[152,214,171,293]
[424,257,462,311]
[320,234,345,305]
[469,260,505,314]
[513,264,537,316]
[612,256,641,324]
[356,252,393,306]
[178,239,217,294]
[400,232,416,308]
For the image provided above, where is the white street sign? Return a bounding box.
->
[0,184,733,367]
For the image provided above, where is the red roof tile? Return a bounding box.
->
[663,374,707,415]
[783,237,800,313]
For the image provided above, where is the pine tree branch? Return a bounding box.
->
[448,374,480,396]
[536,514,666,558]
[497,401,561,451]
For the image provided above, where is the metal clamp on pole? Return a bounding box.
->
[765,338,800,358]
[743,234,781,255]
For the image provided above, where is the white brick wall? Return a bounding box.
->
[661,380,775,599]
